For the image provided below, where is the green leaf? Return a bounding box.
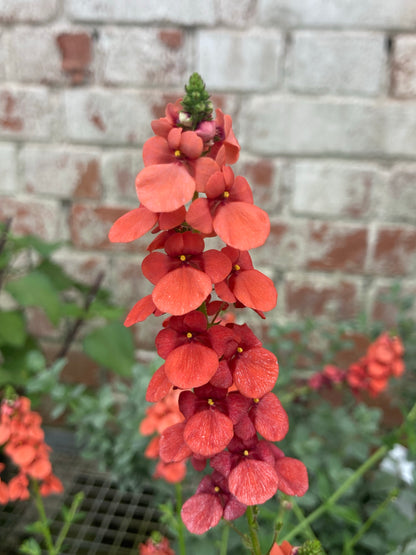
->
[13,234,63,257]
[36,259,76,291]
[83,321,135,376]
[6,271,61,325]
[0,310,26,347]
[18,537,42,555]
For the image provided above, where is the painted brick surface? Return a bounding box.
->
[379,165,416,223]
[392,35,416,98]
[0,196,63,241]
[0,87,51,139]
[7,27,62,83]
[67,0,217,25]
[291,161,384,218]
[21,146,102,198]
[258,0,416,30]
[287,31,387,96]
[102,149,142,201]
[0,0,57,22]
[96,28,187,87]
[197,30,284,91]
[0,143,17,193]
[241,97,416,157]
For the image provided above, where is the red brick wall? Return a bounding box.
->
[1,0,415,357]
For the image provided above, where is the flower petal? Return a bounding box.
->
[233,348,279,398]
[232,269,277,312]
[108,206,157,243]
[254,393,289,442]
[124,295,157,326]
[145,365,172,402]
[274,457,309,497]
[186,197,214,234]
[214,203,270,251]
[184,410,234,457]
[136,163,195,213]
[165,342,219,389]
[181,493,223,534]
[143,136,173,166]
[152,266,212,316]
[180,131,203,159]
[229,459,278,505]
[202,249,232,283]
[158,206,186,230]
[159,422,192,463]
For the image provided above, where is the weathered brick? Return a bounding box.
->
[258,0,416,30]
[288,31,386,96]
[0,0,57,22]
[43,344,101,388]
[21,146,102,199]
[237,155,281,213]
[0,87,51,139]
[67,0,216,25]
[0,30,7,81]
[253,219,306,270]
[291,160,385,218]
[305,222,368,273]
[217,0,256,28]
[62,89,160,145]
[7,27,62,84]
[0,143,17,193]
[0,196,63,241]
[70,203,148,252]
[56,32,92,85]
[369,279,416,325]
[241,96,416,158]
[102,149,141,200]
[196,30,284,91]
[369,225,416,276]
[377,164,416,224]
[392,35,416,98]
[284,274,361,319]
[52,248,109,287]
[96,28,187,87]
[109,254,150,307]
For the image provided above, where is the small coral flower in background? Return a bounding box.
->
[139,534,175,555]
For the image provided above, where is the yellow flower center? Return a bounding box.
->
[186,332,193,339]
[207,398,214,406]
[223,191,230,198]
[237,347,243,353]
[254,398,259,403]
[233,264,240,271]
[243,450,249,456]
[214,486,220,492]
[174,149,181,158]
[180,254,186,261]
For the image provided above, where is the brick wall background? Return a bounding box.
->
[1,0,416,353]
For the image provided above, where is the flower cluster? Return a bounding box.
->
[347,332,405,397]
[139,534,175,555]
[0,396,63,504]
[110,74,308,535]
[140,389,186,483]
[309,333,405,398]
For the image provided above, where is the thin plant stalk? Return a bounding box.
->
[175,483,186,555]
[246,505,262,555]
[219,522,230,555]
[342,488,399,555]
[53,491,84,554]
[282,400,416,543]
[32,480,54,553]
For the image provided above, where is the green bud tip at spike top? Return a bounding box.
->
[298,540,325,555]
[181,72,214,129]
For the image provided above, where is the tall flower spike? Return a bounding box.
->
[181,72,214,129]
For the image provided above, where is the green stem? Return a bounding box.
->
[175,483,186,555]
[342,488,399,555]
[281,444,389,543]
[54,491,84,554]
[219,522,230,555]
[246,506,262,555]
[282,400,416,543]
[32,480,55,554]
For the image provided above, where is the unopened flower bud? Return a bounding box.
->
[196,120,216,141]
[178,111,192,127]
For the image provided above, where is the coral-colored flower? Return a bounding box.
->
[215,247,277,314]
[270,541,296,555]
[308,365,346,391]
[155,311,220,389]
[139,535,175,555]
[181,471,246,534]
[136,128,218,212]
[142,231,231,316]
[179,385,234,457]
[151,100,182,138]
[209,108,240,165]
[186,165,270,250]
[347,333,405,397]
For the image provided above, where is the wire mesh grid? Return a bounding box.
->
[0,451,165,555]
